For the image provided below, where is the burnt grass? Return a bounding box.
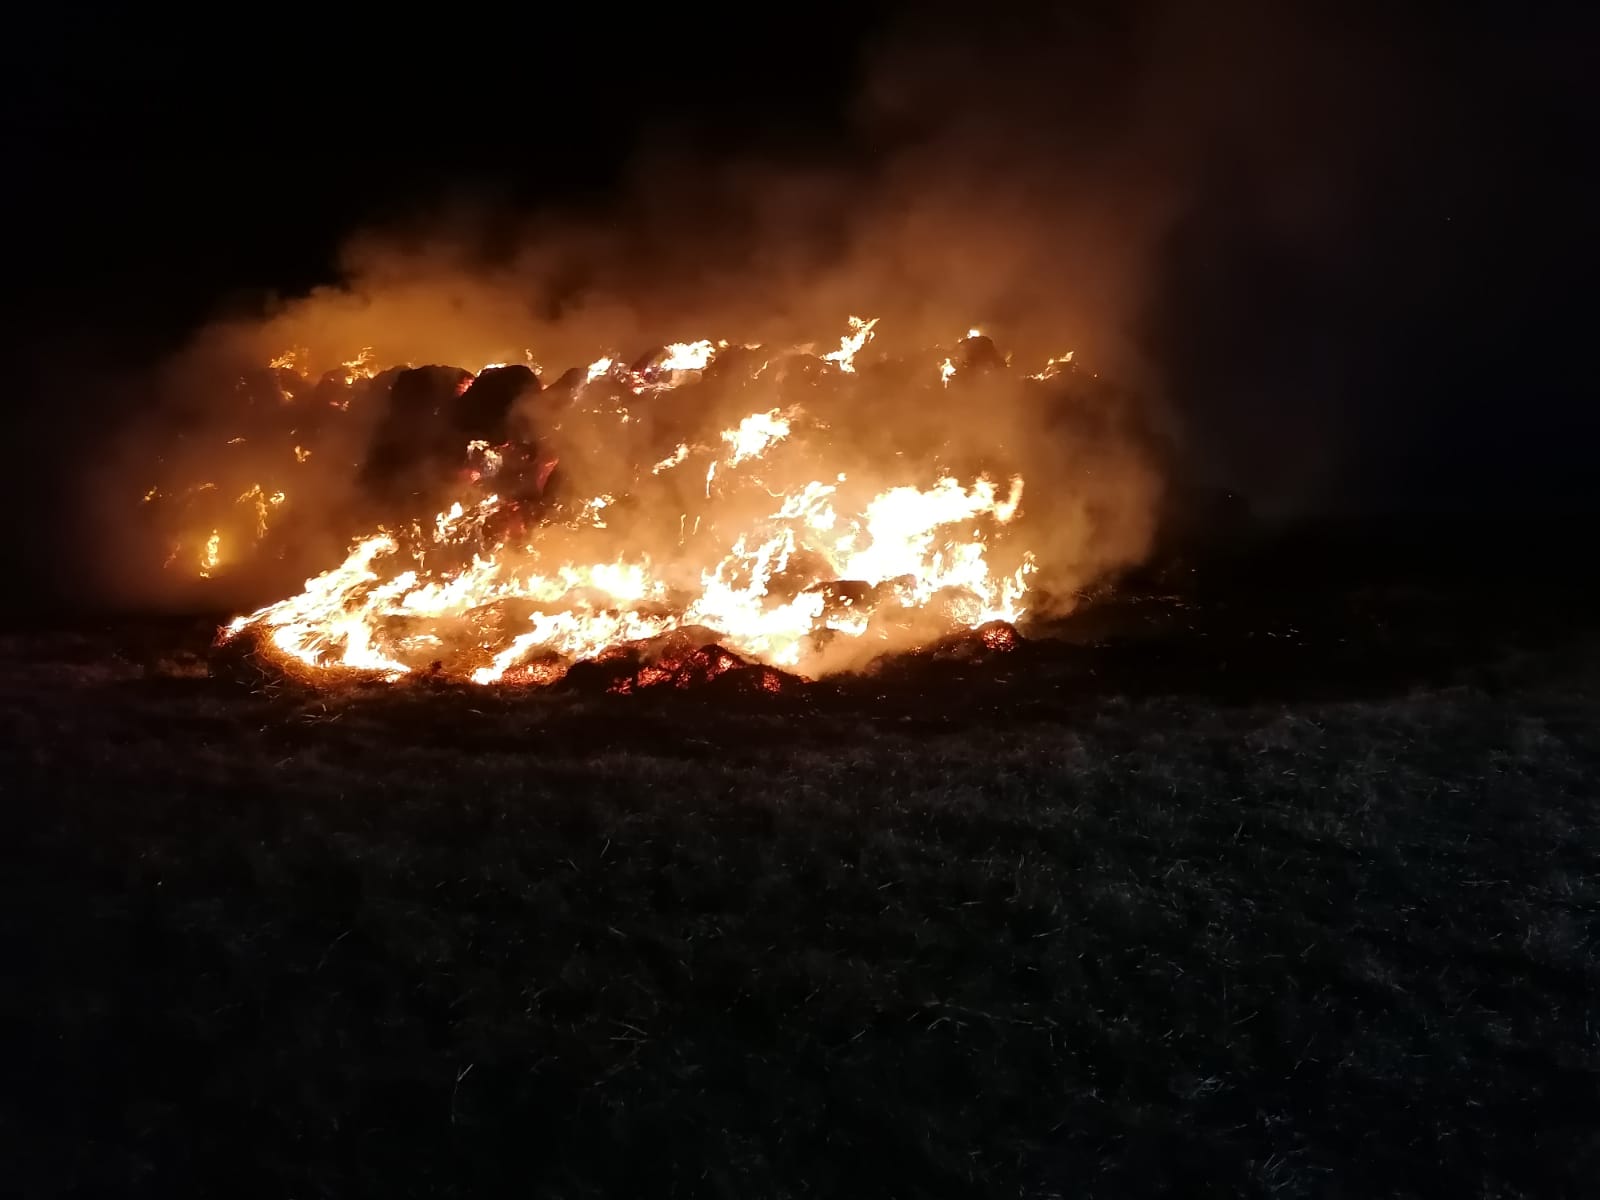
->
[3,525,1599,1198]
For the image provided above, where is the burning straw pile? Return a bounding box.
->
[136,318,1152,691]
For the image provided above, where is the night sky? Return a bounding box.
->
[3,3,1596,602]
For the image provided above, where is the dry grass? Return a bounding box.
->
[1,599,1597,1197]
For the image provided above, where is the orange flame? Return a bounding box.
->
[820,315,878,373]
[205,318,1064,687]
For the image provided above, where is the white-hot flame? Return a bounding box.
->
[658,340,717,372]
[821,315,878,373]
[721,410,792,466]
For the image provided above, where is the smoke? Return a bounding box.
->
[85,0,1443,614]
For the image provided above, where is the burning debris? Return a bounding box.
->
[134,317,1145,690]
[560,633,801,698]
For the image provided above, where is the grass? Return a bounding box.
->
[1,580,1598,1197]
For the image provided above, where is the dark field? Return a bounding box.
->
[3,529,1598,1197]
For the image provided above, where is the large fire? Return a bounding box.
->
[147,318,1081,688]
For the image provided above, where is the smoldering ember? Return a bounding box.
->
[136,319,1158,694]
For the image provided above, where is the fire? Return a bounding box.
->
[340,347,378,383]
[197,317,1073,688]
[1029,351,1074,380]
[820,315,878,373]
[720,409,792,466]
[237,484,286,539]
[658,339,717,372]
[651,443,690,474]
[199,531,221,578]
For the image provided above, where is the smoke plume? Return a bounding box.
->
[85,0,1456,618]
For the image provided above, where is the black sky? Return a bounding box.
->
[7,7,891,348]
[3,1,1597,596]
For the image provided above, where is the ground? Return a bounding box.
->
[2,537,1597,1197]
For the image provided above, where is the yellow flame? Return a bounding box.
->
[341,347,378,383]
[652,443,691,474]
[721,410,792,466]
[1028,351,1074,380]
[237,483,287,540]
[199,531,221,578]
[821,316,878,373]
[224,466,1028,682]
[658,340,718,372]
[218,321,1037,686]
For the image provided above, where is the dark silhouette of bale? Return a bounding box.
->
[856,355,922,393]
[844,356,929,429]
[558,649,647,695]
[703,662,802,697]
[231,369,296,425]
[955,334,1007,374]
[359,365,408,402]
[703,344,763,385]
[360,365,473,506]
[233,367,299,407]
[309,364,404,412]
[546,365,588,396]
[271,366,312,402]
[454,365,540,444]
[772,353,831,405]
[628,346,669,377]
[311,370,348,409]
